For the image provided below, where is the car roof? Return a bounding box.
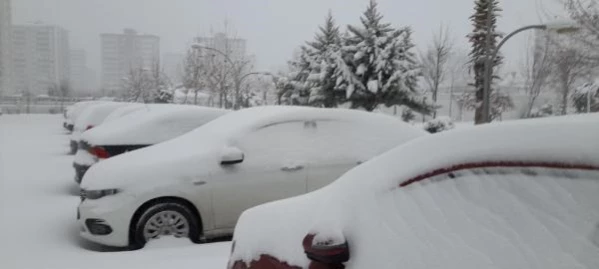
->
[184,105,422,140]
[74,102,130,130]
[83,105,228,145]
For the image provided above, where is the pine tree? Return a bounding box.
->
[334,0,431,112]
[285,12,343,107]
[306,12,344,108]
[467,0,504,123]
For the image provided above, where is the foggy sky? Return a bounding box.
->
[13,0,566,79]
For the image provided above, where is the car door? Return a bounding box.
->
[304,120,358,192]
[210,121,310,229]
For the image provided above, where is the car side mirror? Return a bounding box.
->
[303,233,350,265]
[221,146,244,165]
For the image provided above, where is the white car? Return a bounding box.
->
[63,101,106,132]
[228,114,599,269]
[101,103,147,123]
[78,106,426,248]
[73,105,228,184]
[69,102,131,154]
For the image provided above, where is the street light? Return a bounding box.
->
[191,44,273,109]
[481,21,581,123]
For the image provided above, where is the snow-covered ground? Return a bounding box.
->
[0,115,231,269]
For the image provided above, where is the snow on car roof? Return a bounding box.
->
[82,105,228,145]
[74,102,131,132]
[67,101,106,121]
[102,103,147,123]
[231,113,599,268]
[183,105,422,140]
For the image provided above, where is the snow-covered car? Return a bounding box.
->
[228,114,599,269]
[63,101,106,132]
[69,102,131,154]
[77,106,426,248]
[101,103,147,123]
[73,105,228,184]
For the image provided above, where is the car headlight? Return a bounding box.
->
[84,189,120,200]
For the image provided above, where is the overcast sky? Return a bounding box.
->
[13,0,566,77]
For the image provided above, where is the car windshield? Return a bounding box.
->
[1,1,598,269]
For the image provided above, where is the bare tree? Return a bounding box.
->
[520,34,551,117]
[123,67,152,103]
[447,50,470,120]
[149,60,173,103]
[181,48,207,105]
[564,0,599,61]
[420,25,454,118]
[48,79,71,111]
[548,47,590,114]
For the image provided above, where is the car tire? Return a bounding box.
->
[132,201,200,248]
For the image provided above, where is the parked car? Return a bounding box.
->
[70,102,130,154]
[101,103,147,123]
[228,114,599,269]
[73,105,228,184]
[63,101,106,132]
[77,106,426,248]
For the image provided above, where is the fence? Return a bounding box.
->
[0,96,94,114]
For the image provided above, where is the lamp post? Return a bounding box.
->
[481,21,580,123]
[191,44,273,109]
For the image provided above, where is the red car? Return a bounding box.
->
[229,114,599,269]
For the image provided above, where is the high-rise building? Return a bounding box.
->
[69,49,86,92]
[101,28,160,92]
[196,33,247,62]
[12,24,70,96]
[0,0,12,96]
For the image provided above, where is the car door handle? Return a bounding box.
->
[281,165,304,172]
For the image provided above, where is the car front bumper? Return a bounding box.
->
[77,194,137,248]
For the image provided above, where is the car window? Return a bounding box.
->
[236,121,315,168]
[305,120,405,163]
[388,165,599,268]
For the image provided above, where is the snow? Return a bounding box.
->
[102,104,146,123]
[75,147,97,166]
[82,106,425,191]
[231,113,599,269]
[356,64,367,75]
[367,80,379,93]
[82,105,228,146]
[72,102,131,139]
[0,115,230,269]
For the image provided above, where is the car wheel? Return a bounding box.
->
[133,201,200,248]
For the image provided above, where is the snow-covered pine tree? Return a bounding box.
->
[467,0,504,123]
[284,12,343,107]
[306,12,344,108]
[334,0,430,112]
[281,46,313,105]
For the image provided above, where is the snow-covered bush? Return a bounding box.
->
[423,116,455,134]
[401,108,416,123]
[529,104,554,118]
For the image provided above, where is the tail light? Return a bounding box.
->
[86,125,94,130]
[89,146,110,159]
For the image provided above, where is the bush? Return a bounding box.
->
[423,116,455,134]
[529,104,554,118]
[401,108,415,123]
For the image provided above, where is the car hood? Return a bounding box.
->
[81,136,224,191]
